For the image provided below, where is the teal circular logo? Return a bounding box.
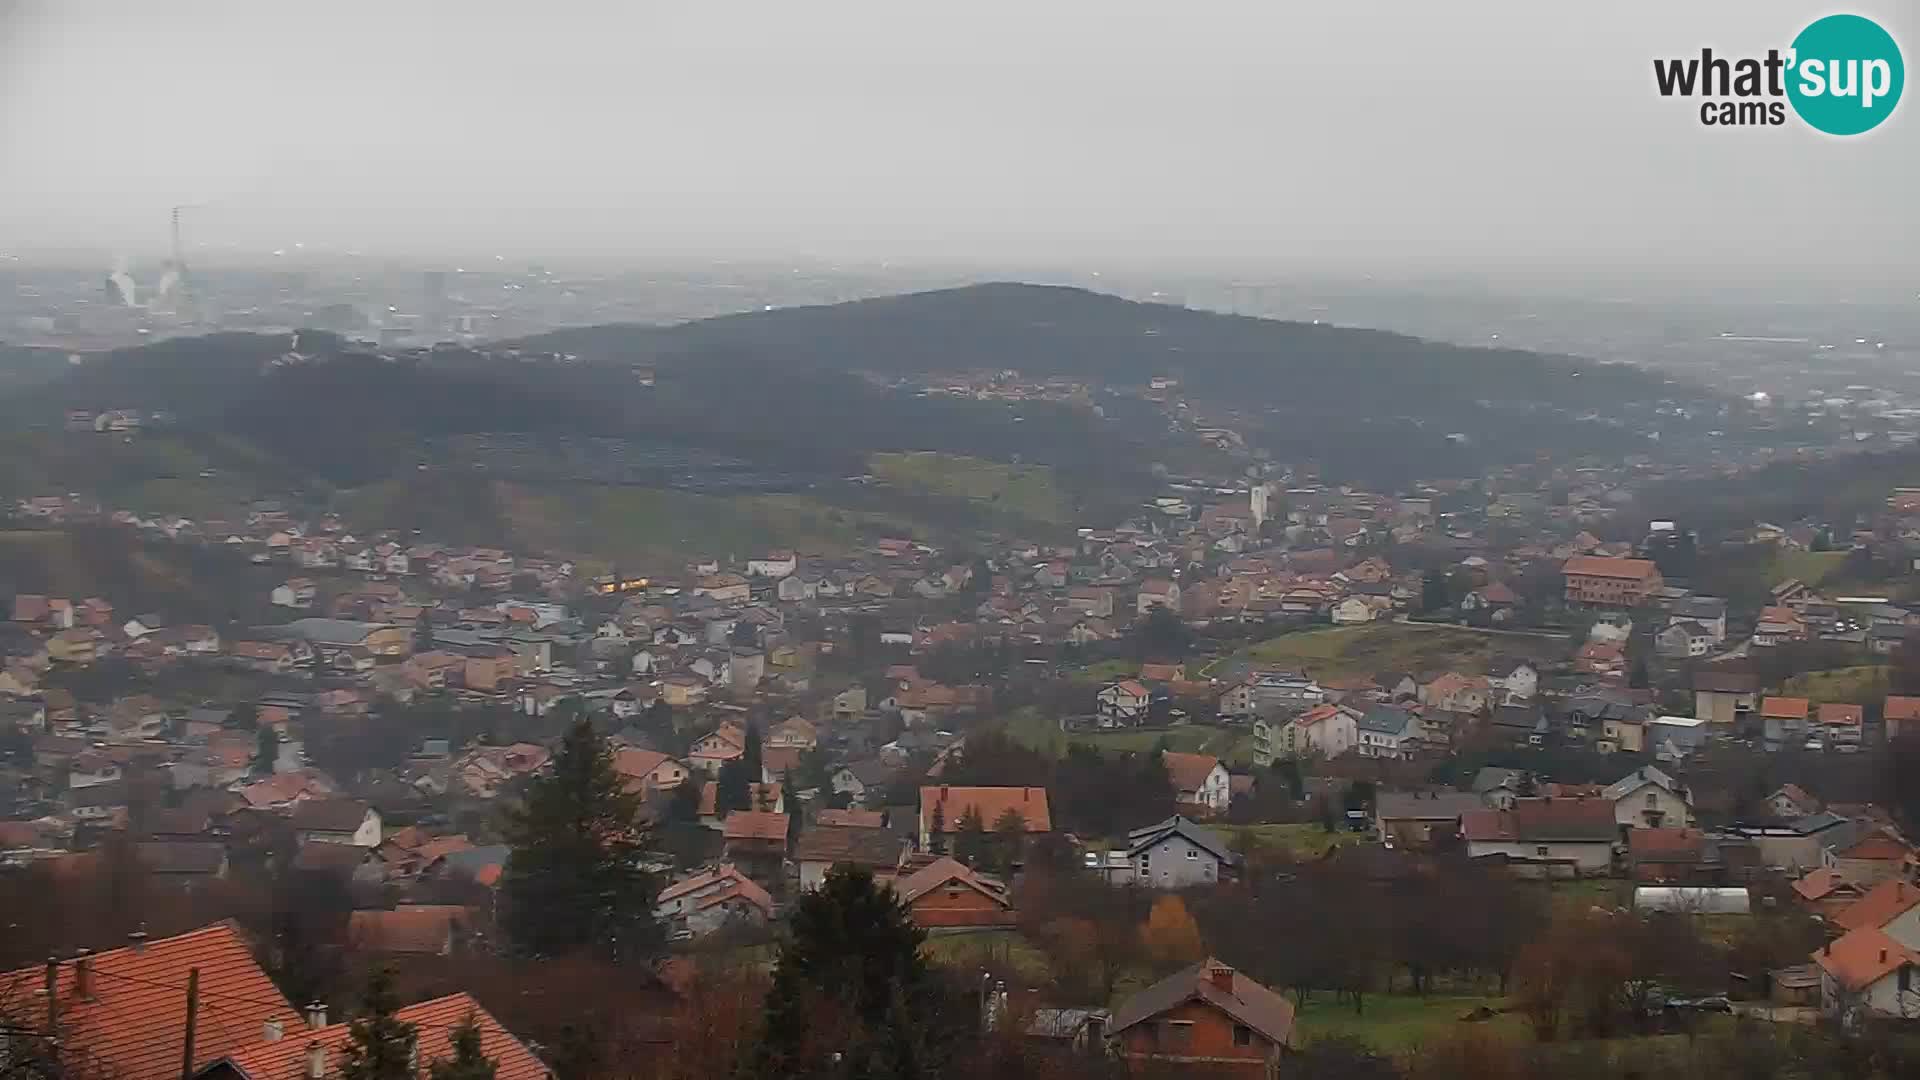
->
[1787,14,1904,135]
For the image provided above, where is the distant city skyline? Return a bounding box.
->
[2,0,1915,291]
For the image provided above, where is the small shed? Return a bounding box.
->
[1633,885,1751,914]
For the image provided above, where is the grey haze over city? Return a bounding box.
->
[2,0,1916,295]
[14,1,1920,1073]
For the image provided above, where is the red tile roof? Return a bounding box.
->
[1108,958,1295,1049]
[1161,752,1222,794]
[1884,696,1920,722]
[1562,556,1659,581]
[0,922,300,1080]
[1833,878,1920,933]
[721,810,789,842]
[1629,827,1706,862]
[1840,831,1914,862]
[892,856,1006,905]
[919,786,1052,836]
[1818,703,1865,727]
[221,992,549,1080]
[1760,697,1810,720]
[1813,927,1920,993]
[1792,867,1851,902]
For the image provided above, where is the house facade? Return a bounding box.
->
[1162,752,1231,814]
[1107,959,1295,1078]
[1604,767,1694,830]
[1122,816,1238,889]
[1562,556,1663,607]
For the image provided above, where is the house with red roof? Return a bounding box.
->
[1561,556,1662,607]
[687,723,747,775]
[1107,959,1295,1076]
[1833,829,1918,887]
[1162,752,1230,814]
[1461,797,1617,875]
[918,786,1051,851]
[654,863,775,937]
[1886,696,1920,741]
[1832,878,1920,944]
[1096,680,1156,726]
[0,922,303,1080]
[612,749,690,796]
[200,992,549,1080]
[892,856,1015,929]
[1792,867,1870,919]
[1812,927,1920,1022]
[1818,702,1865,747]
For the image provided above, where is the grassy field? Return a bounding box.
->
[1781,664,1889,705]
[501,484,925,567]
[1295,994,1523,1051]
[1000,708,1253,763]
[920,930,1053,983]
[1073,659,1142,684]
[1770,549,1847,587]
[1221,823,1364,859]
[1227,623,1544,682]
[870,451,1072,526]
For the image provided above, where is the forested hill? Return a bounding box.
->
[516,282,1714,414]
[507,282,1735,486]
[0,284,1740,494]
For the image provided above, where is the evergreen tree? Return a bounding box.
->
[414,610,436,656]
[501,719,660,962]
[665,779,702,824]
[782,775,802,843]
[928,804,947,854]
[253,725,280,775]
[715,758,752,816]
[952,806,988,866]
[226,701,259,730]
[340,966,418,1080]
[428,1012,497,1080]
[991,806,1028,874]
[1421,570,1449,615]
[743,720,764,782]
[747,866,934,1080]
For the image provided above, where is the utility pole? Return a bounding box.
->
[43,956,57,1036]
[179,967,200,1080]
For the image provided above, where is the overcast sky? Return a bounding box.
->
[0,0,1913,283]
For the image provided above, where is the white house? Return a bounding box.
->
[1487,659,1538,703]
[654,864,774,937]
[1095,680,1153,727]
[1814,927,1920,1022]
[1288,703,1360,759]
[1330,596,1376,625]
[747,552,798,579]
[1162,752,1231,814]
[271,579,317,608]
[1604,766,1693,830]
[1356,706,1422,760]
